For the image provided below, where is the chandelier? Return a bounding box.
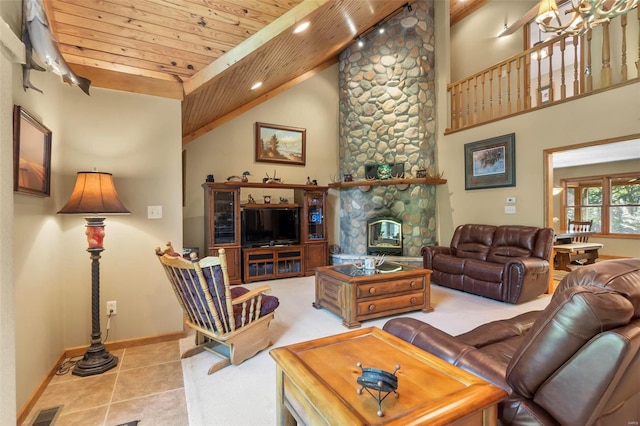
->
[536,0,639,35]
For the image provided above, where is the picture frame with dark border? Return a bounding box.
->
[13,105,52,197]
[464,133,515,190]
[255,122,306,166]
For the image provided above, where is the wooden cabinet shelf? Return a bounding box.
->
[328,177,446,189]
[243,246,304,283]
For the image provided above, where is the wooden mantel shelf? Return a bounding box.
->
[328,177,447,189]
[204,181,329,190]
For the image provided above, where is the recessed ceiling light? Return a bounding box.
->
[251,81,262,90]
[293,21,310,34]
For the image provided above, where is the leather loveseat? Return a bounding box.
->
[422,224,554,304]
[384,258,640,425]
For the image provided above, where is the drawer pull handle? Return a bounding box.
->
[410,281,416,287]
[410,297,417,304]
[368,304,376,311]
[369,287,376,294]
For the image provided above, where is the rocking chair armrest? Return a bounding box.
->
[231,285,272,305]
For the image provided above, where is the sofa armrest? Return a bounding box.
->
[383,318,475,365]
[503,257,550,303]
[421,245,454,269]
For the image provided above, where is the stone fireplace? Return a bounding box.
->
[336,0,438,258]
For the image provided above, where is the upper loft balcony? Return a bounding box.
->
[445,7,640,134]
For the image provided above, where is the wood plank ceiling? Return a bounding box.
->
[42,0,487,143]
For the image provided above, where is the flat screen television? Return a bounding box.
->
[241,207,300,247]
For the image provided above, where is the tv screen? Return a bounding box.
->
[241,208,300,247]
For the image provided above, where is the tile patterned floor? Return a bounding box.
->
[22,340,188,426]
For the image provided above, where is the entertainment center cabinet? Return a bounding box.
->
[203,181,328,284]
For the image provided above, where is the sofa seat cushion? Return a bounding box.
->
[432,254,466,274]
[464,258,504,283]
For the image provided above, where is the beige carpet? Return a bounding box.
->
[180,276,552,426]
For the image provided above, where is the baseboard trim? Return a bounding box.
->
[16,330,185,425]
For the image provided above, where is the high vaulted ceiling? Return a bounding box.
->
[41,0,486,143]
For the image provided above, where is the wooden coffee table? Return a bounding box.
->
[270,327,507,425]
[314,262,432,328]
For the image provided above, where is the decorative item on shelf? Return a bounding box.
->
[263,170,282,184]
[263,195,271,204]
[306,176,312,185]
[57,171,131,376]
[206,174,214,182]
[247,194,256,204]
[356,362,400,417]
[227,171,251,182]
[312,179,318,185]
[344,173,353,182]
[415,160,427,178]
[329,244,342,254]
[535,0,638,36]
[376,164,392,180]
[279,197,288,203]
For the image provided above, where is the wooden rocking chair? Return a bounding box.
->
[155,242,279,374]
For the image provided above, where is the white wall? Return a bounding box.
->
[183,64,341,253]
[10,31,184,411]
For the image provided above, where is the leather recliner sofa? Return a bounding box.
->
[422,224,554,303]
[384,258,640,425]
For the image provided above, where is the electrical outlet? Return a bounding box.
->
[147,205,163,219]
[106,301,117,316]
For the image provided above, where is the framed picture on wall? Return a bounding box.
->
[464,133,515,190]
[13,105,52,197]
[255,122,306,165]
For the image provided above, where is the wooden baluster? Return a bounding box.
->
[573,35,580,96]
[586,30,593,92]
[601,21,611,88]
[506,61,512,114]
[456,83,462,129]
[449,86,457,130]
[481,73,486,122]
[497,65,503,117]
[473,76,478,124]
[560,37,567,100]
[547,44,554,103]
[621,14,628,82]
[465,79,471,126]
[488,69,494,120]
[457,83,463,129]
[524,53,531,109]
[516,56,523,111]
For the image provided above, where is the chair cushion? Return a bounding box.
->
[231,287,280,317]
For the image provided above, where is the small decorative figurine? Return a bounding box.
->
[263,195,271,204]
[227,171,251,182]
[306,176,312,185]
[247,194,256,204]
[356,362,400,417]
[279,197,288,204]
[344,173,353,182]
[206,174,215,182]
[263,170,282,183]
[376,164,392,180]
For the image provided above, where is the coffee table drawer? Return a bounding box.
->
[357,291,424,317]
[356,277,424,298]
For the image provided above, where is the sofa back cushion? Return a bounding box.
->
[450,224,496,260]
[486,226,550,264]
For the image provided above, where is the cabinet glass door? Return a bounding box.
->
[307,192,324,241]
[214,191,236,244]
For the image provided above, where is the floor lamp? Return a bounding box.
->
[58,171,130,376]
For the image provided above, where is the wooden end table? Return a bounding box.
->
[270,327,507,426]
[313,262,432,328]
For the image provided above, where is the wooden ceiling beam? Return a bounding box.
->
[183,0,329,95]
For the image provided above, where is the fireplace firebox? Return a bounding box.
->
[367,217,402,255]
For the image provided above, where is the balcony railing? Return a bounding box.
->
[446,9,640,133]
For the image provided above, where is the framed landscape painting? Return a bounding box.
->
[464,133,515,190]
[255,122,306,165]
[13,105,52,196]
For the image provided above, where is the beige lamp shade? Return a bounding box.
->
[58,171,130,214]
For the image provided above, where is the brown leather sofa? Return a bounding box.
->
[422,224,554,303]
[384,258,640,425]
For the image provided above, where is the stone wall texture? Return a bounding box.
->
[337,0,437,257]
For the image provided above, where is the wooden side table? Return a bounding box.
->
[270,327,507,426]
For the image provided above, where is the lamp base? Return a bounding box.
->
[72,344,118,377]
